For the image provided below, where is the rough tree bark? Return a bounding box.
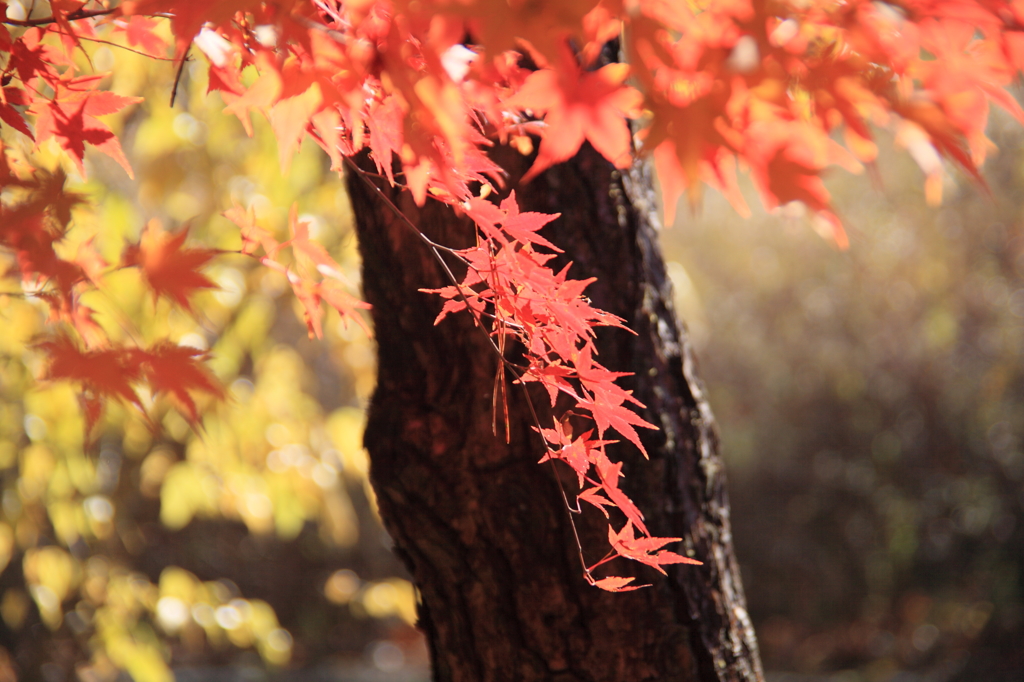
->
[348,141,763,681]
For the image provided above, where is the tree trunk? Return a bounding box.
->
[347,143,764,682]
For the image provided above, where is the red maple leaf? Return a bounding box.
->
[122,220,220,311]
[38,336,224,434]
[0,173,89,307]
[132,342,225,426]
[8,28,68,84]
[578,388,656,457]
[578,485,615,516]
[605,521,702,574]
[538,417,616,487]
[37,335,146,434]
[591,453,649,535]
[0,86,33,139]
[590,575,647,592]
[508,45,642,182]
[29,78,142,178]
[465,191,562,251]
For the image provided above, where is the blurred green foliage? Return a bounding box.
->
[0,28,419,682]
[663,114,1024,680]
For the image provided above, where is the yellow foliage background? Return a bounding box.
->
[0,22,419,682]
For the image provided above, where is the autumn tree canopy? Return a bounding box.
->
[1,0,1023,678]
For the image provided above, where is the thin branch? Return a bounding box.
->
[49,31,178,61]
[343,157,507,356]
[170,46,192,108]
[345,167,466,255]
[3,7,116,27]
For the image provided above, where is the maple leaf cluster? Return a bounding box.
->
[424,191,702,586]
[1,18,141,176]
[0,5,371,439]
[3,0,1024,586]
[95,0,1024,240]
[0,144,225,433]
[0,140,367,436]
[0,6,229,436]
[225,202,371,339]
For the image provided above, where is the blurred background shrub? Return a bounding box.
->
[663,111,1024,681]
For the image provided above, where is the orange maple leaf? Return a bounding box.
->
[37,335,146,434]
[508,45,642,182]
[606,521,702,574]
[120,0,270,56]
[29,75,142,178]
[122,219,220,311]
[282,203,336,272]
[133,342,225,426]
[113,16,169,57]
[590,575,647,592]
[224,203,280,258]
